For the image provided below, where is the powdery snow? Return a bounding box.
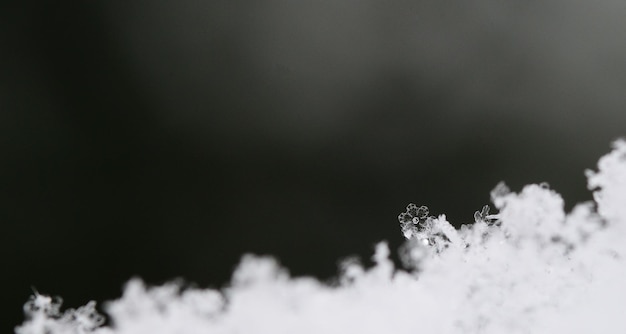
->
[15,140,626,334]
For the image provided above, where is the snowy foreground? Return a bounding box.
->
[16,141,626,334]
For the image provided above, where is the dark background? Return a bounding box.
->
[2,1,625,331]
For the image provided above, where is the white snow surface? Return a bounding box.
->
[16,140,626,334]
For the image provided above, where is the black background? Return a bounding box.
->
[2,1,625,331]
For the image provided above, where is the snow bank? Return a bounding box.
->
[16,140,626,334]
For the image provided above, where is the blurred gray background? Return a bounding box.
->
[2,0,625,330]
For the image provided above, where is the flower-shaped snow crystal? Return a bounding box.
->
[398,203,430,239]
[398,204,461,252]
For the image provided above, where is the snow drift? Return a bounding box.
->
[16,140,626,334]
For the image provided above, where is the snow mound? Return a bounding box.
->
[16,140,626,334]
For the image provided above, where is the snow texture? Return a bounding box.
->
[16,140,626,334]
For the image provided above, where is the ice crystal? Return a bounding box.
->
[398,203,430,239]
[473,205,499,226]
[16,290,106,334]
